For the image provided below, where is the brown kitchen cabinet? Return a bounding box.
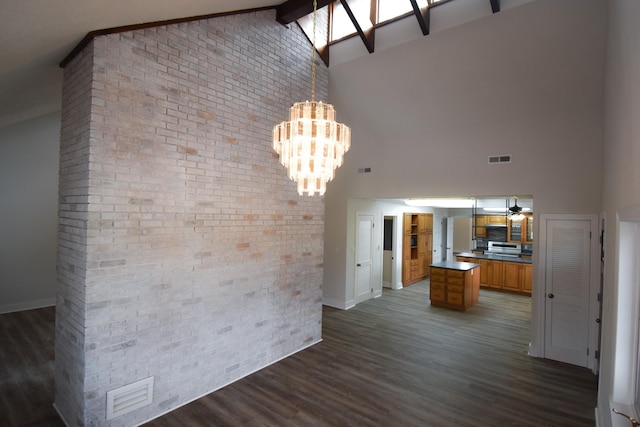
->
[525,214,534,243]
[403,213,433,286]
[474,214,506,239]
[474,215,487,238]
[430,261,481,311]
[480,259,503,289]
[503,261,532,293]
[456,255,532,295]
[486,215,507,225]
[508,213,534,244]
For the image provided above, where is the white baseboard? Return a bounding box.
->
[52,403,71,427]
[0,297,56,314]
[322,297,355,310]
[135,338,323,427]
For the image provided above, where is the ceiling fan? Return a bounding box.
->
[508,198,525,220]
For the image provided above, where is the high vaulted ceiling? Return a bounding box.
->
[0,0,288,128]
[0,0,502,129]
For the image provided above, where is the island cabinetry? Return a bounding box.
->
[403,213,433,285]
[429,261,480,311]
[429,268,447,303]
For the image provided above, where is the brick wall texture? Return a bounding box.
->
[55,10,326,426]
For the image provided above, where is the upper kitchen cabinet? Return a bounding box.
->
[473,215,506,240]
[508,213,533,243]
[525,214,533,243]
[474,215,487,238]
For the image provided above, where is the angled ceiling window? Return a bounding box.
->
[378,0,424,23]
[330,1,358,41]
[330,0,441,43]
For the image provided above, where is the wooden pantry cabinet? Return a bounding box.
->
[402,213,433,286]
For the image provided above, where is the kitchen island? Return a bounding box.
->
[429,261,481,311]
[455,252,532,295]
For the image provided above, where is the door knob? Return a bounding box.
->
[357,263,361,267]
[548,293,554,299]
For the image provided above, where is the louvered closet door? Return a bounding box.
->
[544,219,592,367]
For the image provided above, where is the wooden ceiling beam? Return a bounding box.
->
[410,0,431,36]
[341,0,375,54]
[276,0,335,25]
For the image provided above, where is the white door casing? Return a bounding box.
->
[541,216,597,368]
[355,213,375,304]
[432,214,443,263]
[446,216,454,261]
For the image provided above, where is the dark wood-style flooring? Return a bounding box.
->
[1,281,597,426]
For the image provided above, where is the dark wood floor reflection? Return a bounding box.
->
[1,281,597,426]
[0,306,62,426]
[149,281,597,426]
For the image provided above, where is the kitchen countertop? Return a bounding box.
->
[430,260,481,271]
[456,252,532,264]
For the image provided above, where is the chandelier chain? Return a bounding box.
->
[271,0,351,196]
[311,0,317,102]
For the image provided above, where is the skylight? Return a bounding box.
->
[330,0,441,43]
[378,0,429,23]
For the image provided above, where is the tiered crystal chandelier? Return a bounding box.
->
[272,0,351,196]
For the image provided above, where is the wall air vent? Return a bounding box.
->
[358,167,372,173]
[106,376,154,420]
[488,155,512,164]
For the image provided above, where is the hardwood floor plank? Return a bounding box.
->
[1,280,597,426]
[0,307,62,427]
[148,281,596,426]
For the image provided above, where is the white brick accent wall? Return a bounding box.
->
[56,10,326,426]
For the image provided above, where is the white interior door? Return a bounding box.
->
[355,214,374,304]
[544,219,592,367]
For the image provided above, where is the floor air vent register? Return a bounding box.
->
[106,376,154,420]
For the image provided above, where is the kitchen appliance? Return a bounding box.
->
[486,225,508,242]
[487,241,521,257]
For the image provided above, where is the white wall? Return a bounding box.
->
[325,0,606,355]
[0,112,59,313]
[597,0,640,425]
[324,198,447,308]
